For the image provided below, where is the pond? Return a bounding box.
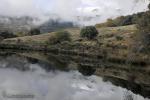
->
[0,51,149,100]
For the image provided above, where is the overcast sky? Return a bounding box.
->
[0,0,149,25]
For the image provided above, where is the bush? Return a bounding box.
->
[95,23,107,28]
[133,4,150,52]
[15,32,25,37]
[80,26,98,39]
[106,19,117,27]
[137,8,150,45]
[55,31,71,42]
[116,35,123,41]
[0,36,4,42]
[96,12,146,28]
[29,28,41,35]
[49,31,71,44]
[0,31,16,39]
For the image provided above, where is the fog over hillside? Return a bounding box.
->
[0,0,149,26]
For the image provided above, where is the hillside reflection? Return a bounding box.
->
[0,51,149,100]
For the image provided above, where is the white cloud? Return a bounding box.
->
[0,0,39,16]
[0,0,149,25]
[78,0,149,25]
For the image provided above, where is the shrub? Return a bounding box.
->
[0,31,16,39]
[133,3,150,52]
[95,23,107,28]
[0,36,4,42]
[96,12,145,28]
[106,19,117,27]
[15,32,25,37]
[29,28,41,35]
[49,31,71,44]
[137,9,150,46]
[80,26,98,39]
[116,35,123,41]
[55,31,71,42]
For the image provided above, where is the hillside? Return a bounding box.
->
[1,24,139,61]
[0,16,74,35]
[1,24,150,71]
[38,19,74,33]
[2,25,136,46]
[0,16,36,33]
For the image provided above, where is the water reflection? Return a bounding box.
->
[77,64,96,76]
[0,68,148,100]
[0,51,149,100]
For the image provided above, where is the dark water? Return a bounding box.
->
[0,51,149,100]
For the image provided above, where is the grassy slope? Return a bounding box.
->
[1,25,138,60]
[1,27,80,45]
[1,24,150,69]
[2,25,136,46]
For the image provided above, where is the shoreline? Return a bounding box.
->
[0,43,149,67]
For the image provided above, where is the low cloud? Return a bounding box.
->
[0,0,149,25]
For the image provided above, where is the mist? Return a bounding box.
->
[0,0,149,25]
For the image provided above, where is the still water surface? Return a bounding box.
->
[0,52,149,100]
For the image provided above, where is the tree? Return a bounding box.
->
[80,26,98,39]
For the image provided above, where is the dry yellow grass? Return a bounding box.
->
[2,32,55,44]
[2,25,137,46]
[2,24,150,65]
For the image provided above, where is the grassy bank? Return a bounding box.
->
[0,25,149,67]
